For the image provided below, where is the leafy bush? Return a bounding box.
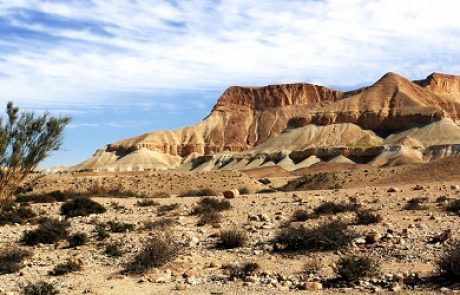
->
[48,259,82,276]
[21,219,69,245]
[335,255,380,281]
[143,218,175,231]
[0,247,32,275]
[0,203,37,225]
[105,242,123,257]
[60,196,106,217]
[218,229,247,249]
[313,201,360,216]
[274,220,357,252]
[355,210,382,225]
[403,197,428,210]
[22,281,59,295]
[446,199,460,213]
[223,262,259,280]
[290,209,311,222]
[67,232,88,247]
[106,221,135,233]
[437,241,460,281]
[178,188,217,198]
[136,199,159,207]
[124,233,181,274]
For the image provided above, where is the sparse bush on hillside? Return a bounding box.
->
[223,262,259,280]
[218,229,247,249]
[404,197,428,211]
[21,219,69,245]
[179,188,217,198]
[22,281,59,295]
[355,210,383,225]
[48,259,82,276]
[335,255,380,281]
[0,246,32,275]
[313,201,360,216]
[124,232,181,274]
[197,211,221,226]
[274,220,357,252]
[437,240,460,281]
[280,173,342,191]
[60,196,106,217]
[67,232,89,247]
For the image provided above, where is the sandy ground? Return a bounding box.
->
[1,159,460,294]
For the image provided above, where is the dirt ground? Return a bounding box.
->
[1,158,460,294]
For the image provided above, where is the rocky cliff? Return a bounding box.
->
[105,72,460,159]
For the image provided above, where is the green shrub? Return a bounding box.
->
[124,233,181,274]
[274,220,357,252]
[48,259,82,276]
[22,281,59,295]
[218,229,247,249]
[355,210,382,225]
[21,219,69,245]
[335,255,380,281]
[179,188,216,198]
[60,197,106,217]
[67,232,88,247]
[0,247,32,275]
[104,242,123,257]
[437,241,460,281]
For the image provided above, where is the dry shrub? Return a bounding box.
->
[67,232,89,247]
[218,229,247,249]
[355,210,382,225]
[48,259,82,276]
[274,220,357,252]
[197,211,221,226]
[124,232,181,274]
[290,209,311,222]
[157,203,180,216]
[335,255,380,281]
[0,246,32,275]
[105,242,123,257]
[60,196,106,217]
[437,240,460,281]
[403,197,428,210]
[22,281,59,295]
[223,262,259,280]
[313,201,360,216]
[446,199,460,213]
[21,219,69,245]
[0,204,36,225]
[143,218,175,231]
[179,188,216,198]
[136,199,159,207]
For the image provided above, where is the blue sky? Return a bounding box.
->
[0,0,459,167]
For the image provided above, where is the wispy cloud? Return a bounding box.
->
[0,0,459,108]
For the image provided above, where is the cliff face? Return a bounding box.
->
[106,72,460,158]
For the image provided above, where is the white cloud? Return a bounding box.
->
[0,0,459,107]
